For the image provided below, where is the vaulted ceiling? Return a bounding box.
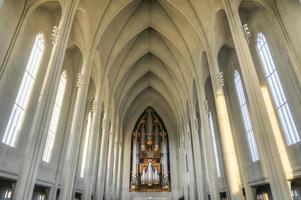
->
[70,0,224,130]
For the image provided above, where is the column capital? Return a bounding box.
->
[193,118,199,131]
[217,71,225,88]
[204,99,209,114]
[76,73,85,88]
[92,99,97,113]
[51,26,61,45]
[242,23,251,44]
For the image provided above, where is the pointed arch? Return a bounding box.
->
[129,107,171,192]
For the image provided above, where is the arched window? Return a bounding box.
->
[2,33,45,147]
[80,111,93,178]
[256,32,300,145]
[234,70,260,162]
[208,111,221,177]
[42,71,67,163]
[129,107,171,192]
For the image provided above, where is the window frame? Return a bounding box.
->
[256,32,300,146]
[42,71,67,163]
[234,70,260,162]
[2,33,45,147]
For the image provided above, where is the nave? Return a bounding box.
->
[0,0,301,199]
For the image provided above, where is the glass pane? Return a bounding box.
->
[2,34,44,147]
[234,71,259,162]
[42,72,67,163]
[256,32,300,146]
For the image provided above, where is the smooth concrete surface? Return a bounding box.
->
[0,0,300,199]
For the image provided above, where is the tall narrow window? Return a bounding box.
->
[208,111,221,177]
[256,32,300,145]
[80,111,92,178]
[42,71,67,163]
[38,195,45,200]
[4,190,12,199]
[2,34,45,147]
[234,70,260,162]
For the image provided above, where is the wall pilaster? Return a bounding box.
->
[221,1,293,199]
[207,54,244,199]
[12,2,79,199]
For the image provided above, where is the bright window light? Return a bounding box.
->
[42,71,67,163]
[2,33,44,147]
[234,70,260,162]
[256,32,300,145]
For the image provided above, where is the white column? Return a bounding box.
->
[221,1,293,199]
[105,119,120,199]
[83,98,102,200]
[183,119,197,200]
[198,96,219,200]
[114,135,123,199]
[95,117,110,200]
[190,112,206,200]
[12,2,79,199]
[189,144,197,199]
[179,139,189,199]
[112,125,122,198]
[59,54,93,200]
[207,54,244,199]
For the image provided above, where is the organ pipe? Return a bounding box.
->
[130,107,170,192]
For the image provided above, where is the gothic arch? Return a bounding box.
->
[129,107,171,192]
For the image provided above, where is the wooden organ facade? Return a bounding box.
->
[130,107,171,192]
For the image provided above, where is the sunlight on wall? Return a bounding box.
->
[261,86,293,178]
[215,90,241,195]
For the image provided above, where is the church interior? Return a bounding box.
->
[0,0,301,199]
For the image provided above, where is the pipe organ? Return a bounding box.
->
[130,107,171,192]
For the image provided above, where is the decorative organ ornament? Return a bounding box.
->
[130,107,171,192]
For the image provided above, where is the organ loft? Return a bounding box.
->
[130,107,170,192]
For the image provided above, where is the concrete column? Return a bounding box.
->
[221,1,293,199]
[115,135,124,199]
[83,98,102,200]
[189,111,206,200]
[105,119,120,199]
[109,132,120,196]
[184,119,197,200]
[59,54,94,199]
[177,120,189,200]
[11,2,79,200]
[179,140,189,200]
[112,126,122,199]
[111,125,122,197]
[90,111,104,197]
[207,51,244,199]
[197,96,220,200]
[95,117,110,200]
